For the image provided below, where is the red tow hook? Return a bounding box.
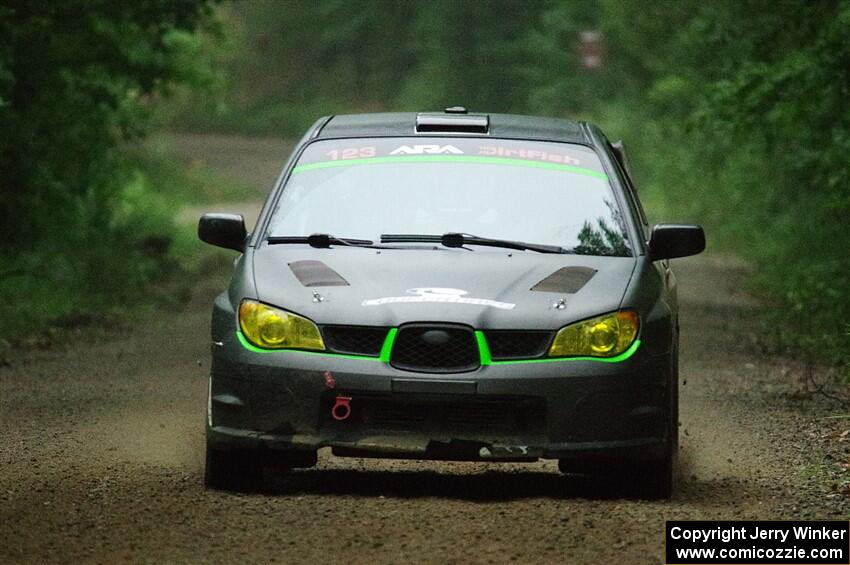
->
[331,396,352,421]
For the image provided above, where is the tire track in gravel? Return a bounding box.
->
[1,133,846,564]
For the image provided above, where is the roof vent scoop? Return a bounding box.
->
[415,110,489,134]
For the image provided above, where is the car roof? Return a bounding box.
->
[315,111,592,145]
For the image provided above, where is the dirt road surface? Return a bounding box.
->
[2,134,848,564]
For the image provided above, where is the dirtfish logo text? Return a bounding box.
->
[389,145,464,155]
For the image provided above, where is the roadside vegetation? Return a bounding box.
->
[0,2,223,343]
[1,1,847,377]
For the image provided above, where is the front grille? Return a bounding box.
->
[327,394,545,436]
[484,330,553,360]
[322,326,388,357]
[390,324,479,373]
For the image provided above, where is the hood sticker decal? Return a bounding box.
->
[362,287,515,310]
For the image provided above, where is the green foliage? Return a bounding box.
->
[0,163,175,339]
[591,0,850,368]
[0,0,216,340]
[0,0,215,246]
[169,0,545,134]
[0,148,248,342]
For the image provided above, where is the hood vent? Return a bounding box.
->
[288,260,349,287]
[531,266,597,294]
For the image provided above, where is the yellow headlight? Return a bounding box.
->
[239,300,325,350]
[548,311,639,358]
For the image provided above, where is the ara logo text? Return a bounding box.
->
[389,144,464,155]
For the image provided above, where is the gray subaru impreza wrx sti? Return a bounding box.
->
[198,108,705,498]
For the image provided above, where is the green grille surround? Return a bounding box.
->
[236,328,640,364]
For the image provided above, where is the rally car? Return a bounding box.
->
[198,108,705,498]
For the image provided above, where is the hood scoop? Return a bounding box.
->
[288,260,349,287]
[531,266,597,294]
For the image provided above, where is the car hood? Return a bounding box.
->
[251,246,636,330]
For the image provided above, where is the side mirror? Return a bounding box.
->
[648,224,705,261]
[198,213,247,252]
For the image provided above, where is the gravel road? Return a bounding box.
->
[2,134,847,564]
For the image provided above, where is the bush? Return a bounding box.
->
[0,1,216,340]
[0,164,178,340]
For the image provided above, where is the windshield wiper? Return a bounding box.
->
[268,234,376,248]
[380,233,571,254]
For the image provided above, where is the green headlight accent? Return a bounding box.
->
[379,328,397,363]
[489,339,641,365]
[236,331,382,361]
[475,331,492,366]
[291,156,608,181]
[237,330,270,353]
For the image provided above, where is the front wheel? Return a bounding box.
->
[633,448,673,500]
[558,445,674,500]
[204,445,263,492]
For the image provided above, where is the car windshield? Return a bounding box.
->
[267,137,632,256]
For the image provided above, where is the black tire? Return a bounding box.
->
[671,334,680,454]
[557,458,609,475]
[558,446,674,500]
[644,334,678,500]
[267,449,318,469]
[204,445,262,492]
[634,448,674,500]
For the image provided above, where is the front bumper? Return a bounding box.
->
[207,331,672,462]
